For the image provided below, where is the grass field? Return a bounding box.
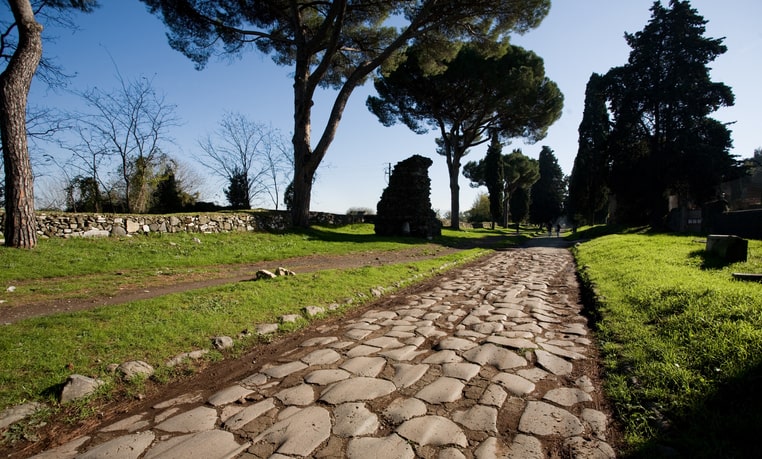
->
[573,228,762,458]
[0,224,527,436]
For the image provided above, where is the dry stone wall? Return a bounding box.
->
[0,211,369,239]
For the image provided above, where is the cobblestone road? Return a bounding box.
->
[32,243,617,458]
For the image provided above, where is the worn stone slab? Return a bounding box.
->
[144,430,249,459]
[100,413,149,433]
[301,348,341,366]
[439,448,467,459]
[391,363,430,389]
[154,406,218,433]
[471,322,505,335]
[252,406,331,456]
[223,398,276,430]
[27,436,90,459]
[540,342,586,360]
[422,350,463,364]
[379,345,426,361]
[436,337,478,351]
[77,431,155,459]
[492,373,536,396]
[415,326,447,339]
[262,361,308,378]
[415,377,464,404]
[475,435,543,459]
[452,404,498,433]
[581,408,609,440]
[332,402,379,437]
[517,367,551,383]
[535,349,573,376]
[563,436,616,459]
[364,336,405,349]
[442,362,481,381]
[346,434,414,459]
[340,356,386,377]
[304,369,352,385]
[543,387,593,406]
[300,336,339,347]
[479,384,508,408]
[256,323,279,335]
[275,383,315,406]
[486,336,537,350]
[346,344,381,357]
[207,384,254,406]
[60,374,105,403]
[396,416,468,447]
[345,328,374,340]
[382,397,427,424]
[320,377,396,404]
[576,375,596,393]
[462,343,527,370]
[518,401,584,437]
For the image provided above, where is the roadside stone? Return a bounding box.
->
[212,335,234,350]
[154,406,218,433]
[346,434,414,459]
[60,374,105,403]
[452,404,498,433]
[397,415,468,447]
[303,305,325,317]
[280,314,301,323]
[117,360,154,382]
[256,323,279,335]
[576,375,596,393]
[332,402,379,437]
[223,398,276,430]
[543,387,593,406]
[0,402,44,430]
[207,384,254,406]
[518,401,584,437]
[581,408,609,440]
[382,397,427,424]
[166,349,209,367]
[415,377,464,404]
[76,431,154,459]
[535,349,573,376]
[320,377,396,404]
[144,430,250,459]
[251,406,331,456]
[256,269,277,279]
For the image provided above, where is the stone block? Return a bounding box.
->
[706,234,748,263]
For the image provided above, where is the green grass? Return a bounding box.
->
[0,223,514,423]
[573,231,762,458]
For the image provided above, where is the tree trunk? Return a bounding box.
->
[0,0,42,248]
[446,152,461,230]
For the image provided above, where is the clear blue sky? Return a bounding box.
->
[22,1,762,214]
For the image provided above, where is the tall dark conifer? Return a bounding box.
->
[529,146,565,225]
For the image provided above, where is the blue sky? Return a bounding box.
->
[22,1,762,214]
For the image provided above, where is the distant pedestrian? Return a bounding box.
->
[555,224,561,237]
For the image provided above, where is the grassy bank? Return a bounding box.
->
[0,224,521,420]
[573,230,762,457]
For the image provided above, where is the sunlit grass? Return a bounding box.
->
[574,232,762,457]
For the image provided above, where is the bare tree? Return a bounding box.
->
[197,112,291,210]
[75,74,179,213]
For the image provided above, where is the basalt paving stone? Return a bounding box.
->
[535,349,574,376]
[492,373,536,396]
[304,368,352,385]
[76,431,155,459]
[222,398,276,430]
[206,384,254,406]
[99,413,149,433]
[391,363,430,388]
[436,337,479,351]
[462,343,527,370]
[379,345,427,361]
[543,387,593,406]
[539,342,587,360]
[382,397,428,424]
[300,336,339,347]
[154,406,218,433]
[581,408,610,440]
[479,383,509,408]
[486,335,537,350]
[345,344,381,357]
[442,362,481,381]
[275,383,316,406]
[396,415,468,447]
[301,348,342,365]
[518,401,584,437]
[346,434,414,459]
[344,328,375,340]
[332,402,379,437]
[364,336,405,349]
[422,350,463,364]
[143,430,249,459]
[320,377,397,404]
[340,356,387,377]
[251,406,331,456]
[262,361,308,379]
[563,436,617,458]
[414,377,465,404]
[452,404,499,433]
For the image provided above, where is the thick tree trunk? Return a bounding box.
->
[446,151,461,230]
[1,0,42,248]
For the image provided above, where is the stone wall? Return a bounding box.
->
[0,210,371,239]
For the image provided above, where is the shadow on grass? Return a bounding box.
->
[627,360,762,459]
[298,226,527,250]
[688,248,738,270]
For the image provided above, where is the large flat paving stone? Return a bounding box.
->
[396,415,468,447]
[340,356,387,377]
[320,377,397,404]
[543,387,593,406]
[518,401,584,437]
[223,398,276,430]
[275,383,316,406]
[346,434,414,459]
[492,373,536,396]
[535,349,573,376]
[382,397,427,424]
[143,430,249,459]
[77,431,154,459]
[154,406,218,433]
[415,377,465,404]
[304,369,351,385]
[332,402,379,437]
[207,384,254,406]
[300,348,341,366]
[391,363,429,388]
[251,406,331,456]
[452,404,498,433]
[462,343,527,370]
[262,361,308,379]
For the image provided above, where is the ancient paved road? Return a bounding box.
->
[31,241,617,458]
